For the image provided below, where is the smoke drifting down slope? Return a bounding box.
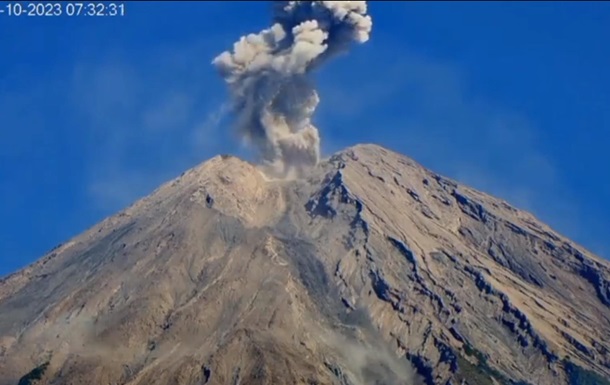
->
[213,1,372,177]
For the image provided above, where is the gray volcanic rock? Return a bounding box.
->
[1,144,609,385]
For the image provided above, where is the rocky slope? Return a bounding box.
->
[1,144,609,385]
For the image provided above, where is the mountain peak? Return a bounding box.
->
[1,144,610,385]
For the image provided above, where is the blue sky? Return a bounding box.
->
[1,1,609,277]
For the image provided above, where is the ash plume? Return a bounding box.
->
[212,1,372,177]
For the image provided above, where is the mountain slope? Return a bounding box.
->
[1,144,609,385]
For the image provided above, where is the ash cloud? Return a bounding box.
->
[212,1,372,178]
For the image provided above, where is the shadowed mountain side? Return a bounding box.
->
[1,144,609,385]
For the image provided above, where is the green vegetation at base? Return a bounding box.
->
[564,360,610,385]
[456,354,496,385]
[17,362,49,385]
[458,344,610,385]
[457,344,530,385]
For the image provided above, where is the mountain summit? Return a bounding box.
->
[1,144,609,385]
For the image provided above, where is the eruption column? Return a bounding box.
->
[213,1,372,177]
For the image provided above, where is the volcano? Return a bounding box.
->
[1,144,609,385]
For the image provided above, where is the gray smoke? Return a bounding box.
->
[213,1,372,177]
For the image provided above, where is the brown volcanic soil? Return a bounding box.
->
[1,144,609,385]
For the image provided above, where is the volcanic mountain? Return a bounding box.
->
[1,144,609,385]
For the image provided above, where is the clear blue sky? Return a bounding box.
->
[1,1,609,277]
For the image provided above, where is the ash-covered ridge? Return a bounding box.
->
[1,144,609,385]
